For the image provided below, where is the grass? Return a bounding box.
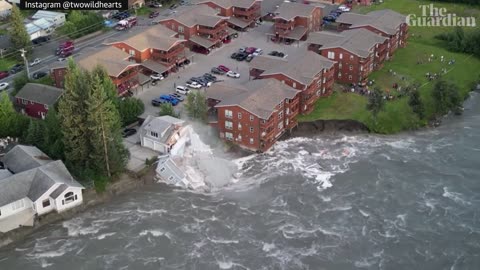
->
[301,0,480,133]
[134,6,153,16]
[0,58,18,71]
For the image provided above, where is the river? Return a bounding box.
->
[1,93,479,269]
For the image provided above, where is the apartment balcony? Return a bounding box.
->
[198,24,227,38]
[153,45,185,60]
[260,127,276,141]
[274,20,295,31]
[233,5,260,17]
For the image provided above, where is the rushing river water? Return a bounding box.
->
[1,93,480,270]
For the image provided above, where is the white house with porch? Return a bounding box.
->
[0,145,84,233]
[139,115,186,153]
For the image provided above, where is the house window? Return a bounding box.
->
[250,115,254,121]
[339,53,343,59]
[168,176,174,181]
[151,131,159,138]
[327,51,335,59]
[225,110,233,118]
[178,26,184,33]
[225,121,233,130]
[42,199,50,208]
[22,99,27,105]
[249,127,254,133]
[237,112,242,119]
[238,123,242,130]
[225,132,233,141]
[12,199,25,210]
[160,167,165,172]
[64,191,75,204]
[249,138,254,144]
[348,75,353,81]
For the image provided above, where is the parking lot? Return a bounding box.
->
[134,21,310,118]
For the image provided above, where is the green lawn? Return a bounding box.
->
[0,58,18,71]
[301,0,480,134]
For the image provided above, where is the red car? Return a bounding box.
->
[0,71,9,79]
[218,65,230,72]
[245,47,256,54]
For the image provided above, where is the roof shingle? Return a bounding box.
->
[337,9,407,35]
[15,83,63,106]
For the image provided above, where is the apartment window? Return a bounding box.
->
[286,108,290,115]
[350,55,354,60]
[129,49,135,56]
[280,101,284,107]
[278,122,284,130]
[151,131,158,138]
[360,66,363,71]
[261,119,266,124]
[249,138,254,144]
[178,26,184,33]
[322,87,326,94]
[250,115,254,121]
[327,51,335,59]
[225,132,233,141]
[338,72,342,78]
[278,111,283,119]
[237,112,242,119]
[316,90,321,96]
[225,110,233,118]
[323,77,326,83]
[286,119,289,126]
[42,199,50,208]
[237,135,242,141]
[238,123,242,130]
[349,65,353,71]
[339,53,343,59]
[348,75,353,81]
[339,63,343,69]
[215,8,221,14]
[292,82,296,88]
[225,121,233,130]
[249,127,254,133]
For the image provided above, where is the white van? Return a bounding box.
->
[176,85,189,95]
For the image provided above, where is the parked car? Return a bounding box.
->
[246,54,254,62]
[186,81,202,89]
[58,57,67,62]
[211,67,225,75]
[235,52,248,61]
[0,82,9,91]
[122,128,137,138]
[30,58,41,66]
[149,11,159,18]
[151,97,167,106]
[175,86,189,95]
[192,46,209,54]
[218,65,230,72]
[150,73,164,80]
[253,48,263,56]
[9,64,23,74]
[149,2,162,8]
[32,71,48,79]
[0,71,9,79]
[338,5,351,12]
[245,47,256,54]
[238,47,247,53]
[170,4,178,9]
[192,77,212,87]
[32,36,50,45]
[323,15,336,22]
[226,71,240,78]
[231,52,239,59]
[160,94,180,105]
[203,73,217,81]
[269,51,286,58]
[170,93,185,101]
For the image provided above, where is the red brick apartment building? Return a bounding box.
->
[249,51,335,114]
[51,26,188,95]
[15,83,63,119]
[336,9,408,58]
[206,79,300,152]
[158,5,231,53]
[269,2,323,43]
[307,28,389,84]
[194,0,262,30]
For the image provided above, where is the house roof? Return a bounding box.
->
[157,155,185,180]
[0,146,83,206]
[189,35,217,49]
[0,1,12,11]
[140,115,185,144]
[336,9,406,35]
[307,28,388,58]
[32,10,65,21]
[227,17,251,29]
[212,79,299,120]
[25,18,54,35]
[249,54,287,71]
[274,2,316,21]
[77,46,139,77]
[205,83,248,100]
[15,83,63,106]
[105,26,184,52]
[159,5,226,27]
[256,50,335,86]
[3,145,52,174]
[261,0,283,16]
[194,0,258,9]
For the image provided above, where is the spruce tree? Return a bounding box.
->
[9,5,32,57]
[25,119,45,147]
[0,91,16,137]
[58,59,91,169]
[366,87,386,123]
[43,109,65,160]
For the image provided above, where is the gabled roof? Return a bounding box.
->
[159,5,227,28]
[105,26,184,52]
[32,10,65,21]
[140,115,185,144]
[307,29,388,58]
[249,54,287,71]
[211,79,299,120]
[194,0,258,9]
[336,9,407,35]
[15,83,63,106]
[0,146,83,206]
[255,51,335,86]
[25,18,54,35]
[77,46,139,77]
[274,2,317,21]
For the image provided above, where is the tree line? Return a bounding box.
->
[430,0,480,5]
[435,27,480,58]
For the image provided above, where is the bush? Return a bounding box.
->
[58,11,104,39]
[158,102,179,117]
[117,97,145,126]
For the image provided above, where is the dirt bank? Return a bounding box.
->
[290,119,370,138]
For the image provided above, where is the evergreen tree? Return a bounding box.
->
[408,90,425,119]
[25,119,45,147]
[0,91,16,137]
[432,80,462,115]
[366,87,386,122]
[58,59,91,169]
[86,73,128,177]
[43,109,65,160]
[185,91,208,122]
[159,102,178,117]
[9,5,31,57]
